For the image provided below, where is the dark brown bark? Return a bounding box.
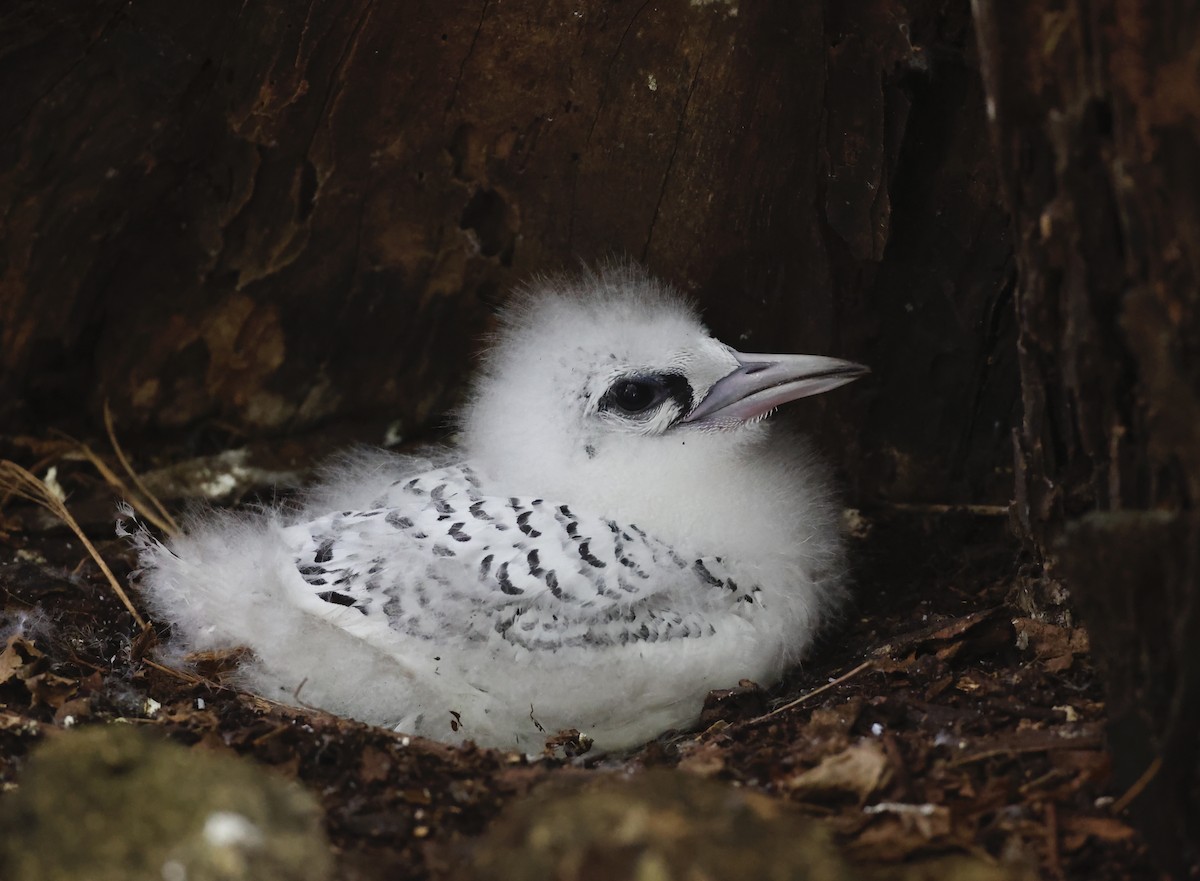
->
[0,0,1015,507]
[974,0,1200,872]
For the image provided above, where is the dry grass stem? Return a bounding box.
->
[103,402,180,535]
[0,459,148,629]
[143,657,318,716]
[142,657,205,684]
[1111,755,1162,814]
[54,424,177,537]
[750,659,875,723]
[71,442,174,536]
[886,502,1011,516]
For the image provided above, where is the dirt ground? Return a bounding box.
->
[0,433,1161,879]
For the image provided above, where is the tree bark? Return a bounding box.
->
[0,0,1015,508]
[973,0,1200,872]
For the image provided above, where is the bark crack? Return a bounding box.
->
[567,0,654,251]
[642,33,710,263]
[10,2,128,134]
[301,0,377,187]
[584,0,654,146]
[445,0,490,117]
[214,0,253,79]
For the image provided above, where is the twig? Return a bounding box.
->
[251,724,290,747]
[143,656,302,715]
[53,429,175,535]
[70,439,176,536]
[142,657,205,684]
[103,401,180,535]
[1111,755,1162,814]
[292,676,320,710]
[748,659,874,724]
[0,460,147,630]
[886,502,1011,516]
[948,733,1104,767]
[1044,800,1063,880]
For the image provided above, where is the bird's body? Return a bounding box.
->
[133,266,865,751]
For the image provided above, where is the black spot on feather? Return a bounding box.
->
[578,541,606,568]
[517,510,541,538]
[497,562,523,595]
[694,559,724,588]
[314,539,335,564]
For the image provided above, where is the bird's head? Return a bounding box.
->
[458,265,866,527]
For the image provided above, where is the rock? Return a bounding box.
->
[0,724,331,881]
[461,770,1036,881]
[465,769,852,881]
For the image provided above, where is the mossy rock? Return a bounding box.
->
[0,724,331,881]
[465,770,1034,881]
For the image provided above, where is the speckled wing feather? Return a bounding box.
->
[281,464,762,653]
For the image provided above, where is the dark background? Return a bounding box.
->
[0,0,1017,508]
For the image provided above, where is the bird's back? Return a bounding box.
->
[136,460,790,748]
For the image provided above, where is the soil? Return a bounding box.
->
[0,433,1161,880]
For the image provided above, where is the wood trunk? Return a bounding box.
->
[0,0,1015,508]
[973,0,1200,871]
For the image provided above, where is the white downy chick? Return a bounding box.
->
[132,264,867,751]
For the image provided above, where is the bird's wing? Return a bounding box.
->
[280,464,762,655]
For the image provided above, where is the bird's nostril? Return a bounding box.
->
[743,365,769,376]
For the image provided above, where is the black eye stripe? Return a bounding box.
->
[659,373,694,416]
[600,372,693,417]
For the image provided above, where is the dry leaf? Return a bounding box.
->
[782,741,891,801]
[359,745,393,783]
[849,803,957,861]
[1012,618,1089,672]
[185,646,253,681]
[677,742,726,777]
[1060,814,1138,850]
[25,670,78,709]
[0,636,42,685]
[0,711,40,734]
[54,696,93,725]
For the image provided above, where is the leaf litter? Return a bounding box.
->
[0,435,1161,880]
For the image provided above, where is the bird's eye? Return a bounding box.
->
[604,377,668,415]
